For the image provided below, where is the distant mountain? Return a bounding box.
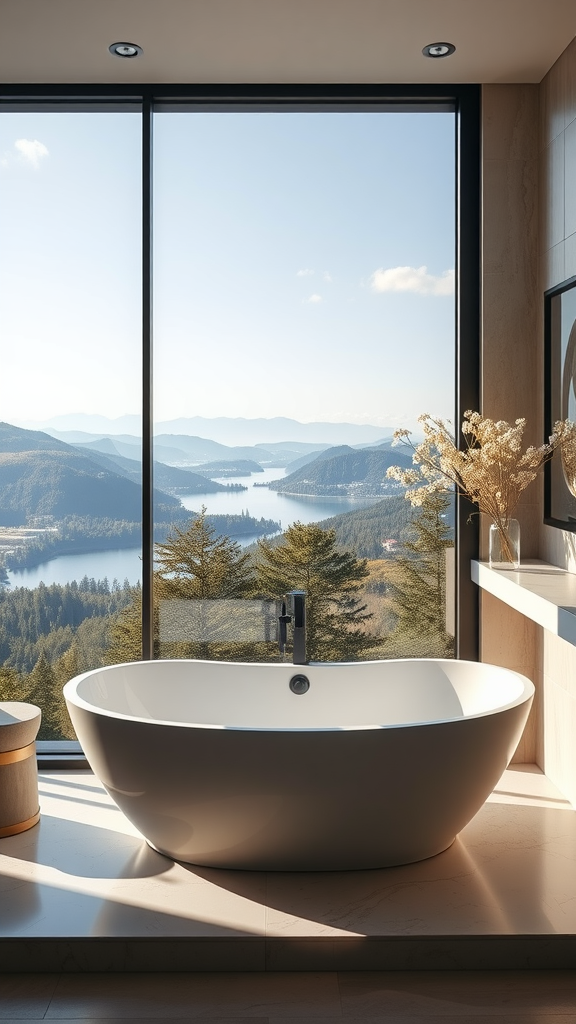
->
[74,447,242,495]
[0,422,184,526]
[153,434,264,464]
[0,423,73,455]
[157,418,392,447]
[23,414,393,448]
[254,441,332,455]
[193,459,264,478]
[19,414,142,435]
[269,444,414,497]
[44,429,142,446]
[152,435,300,468]
[57,434,191,465]
[44,429,298,470]
[284,445,353,474]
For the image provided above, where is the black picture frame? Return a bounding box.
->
[544,274,576,530]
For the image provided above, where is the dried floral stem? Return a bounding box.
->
[387,412,564,563]
[553,419,576,496]
[491,521,517,565]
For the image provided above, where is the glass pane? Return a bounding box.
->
[0,110,142,738]
[152,110,455,663]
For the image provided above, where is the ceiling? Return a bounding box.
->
[2,0,576,86]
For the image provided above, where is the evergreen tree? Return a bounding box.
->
[27,651,63,739]
[107,512,263,663]
[105,592,146,664]
[383,491,454,657]
[0,665,28,702]
[52,644,80,738]
[155,507,255,600]
[154,508,262,659]
[257,522,375,661]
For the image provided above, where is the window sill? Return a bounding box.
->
[471,559,576,646]
[36,740,89,770]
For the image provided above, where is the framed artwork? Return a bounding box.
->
[544,275,576,530]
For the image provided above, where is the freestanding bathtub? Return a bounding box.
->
[64,658,534,871]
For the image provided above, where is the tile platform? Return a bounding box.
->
[1,766,576,972]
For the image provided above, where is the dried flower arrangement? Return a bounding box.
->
[387,411,562,565]
[552,418,576,497]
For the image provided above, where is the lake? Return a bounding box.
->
[6,468,382,589]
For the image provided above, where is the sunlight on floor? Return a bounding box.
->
[1,765,576,949]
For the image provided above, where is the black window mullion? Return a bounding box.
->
[142,96,154,660]
[455,85,481,660]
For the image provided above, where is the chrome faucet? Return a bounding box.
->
[278,590,307,664]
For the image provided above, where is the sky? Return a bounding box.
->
[0,110,455,435]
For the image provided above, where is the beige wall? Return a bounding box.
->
[480,40,576,802]
[481,83,542,766]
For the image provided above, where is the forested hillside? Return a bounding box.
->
[75,446,245,494]
[320,497,418,558]
[270,444,414,497]
[0,422,184,525]
[0,578,136,675]
[283,445,352,474]
[194,459,264,477]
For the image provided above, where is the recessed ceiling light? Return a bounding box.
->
[422,42,456,59]
[109,42,143,59]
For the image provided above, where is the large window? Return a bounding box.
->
[152,108,456,664]
[0,88,480,751]
[0,107,142,740]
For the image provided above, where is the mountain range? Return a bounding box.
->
[0,423,185,526]
[0,420,414,525]
[19,414,393,448]
[74,447,240,495]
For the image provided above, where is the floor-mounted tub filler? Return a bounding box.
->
[64,659,534,871]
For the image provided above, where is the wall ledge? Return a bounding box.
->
[472,559,576,645]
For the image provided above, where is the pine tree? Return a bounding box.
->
[0,664,29,702]
[53,644,80,739]
[26,651,63,739]
[383,491,454,657]
[154,508,258,659]
[257,522,375,662]
[106,512,262,663]
[155,507,255,600]
[106,592,146,664]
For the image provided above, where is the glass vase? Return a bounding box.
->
[489,519,520,570]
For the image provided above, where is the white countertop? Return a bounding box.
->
[471,559,576,645]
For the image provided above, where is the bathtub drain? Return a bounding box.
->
[289,674,310,695]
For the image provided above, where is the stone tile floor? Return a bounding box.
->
[1,766,575,942]
[1,765,576,972]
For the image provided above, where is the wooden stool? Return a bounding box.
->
[0,702,41,838]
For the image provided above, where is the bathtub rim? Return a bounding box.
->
[63,657,535,734]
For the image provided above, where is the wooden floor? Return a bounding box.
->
[2,970,576,1022]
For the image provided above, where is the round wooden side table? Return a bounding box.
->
[0,702,41,838]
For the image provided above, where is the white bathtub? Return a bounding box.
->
[64,658,534,871]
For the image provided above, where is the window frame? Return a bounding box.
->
[0,83,480,764]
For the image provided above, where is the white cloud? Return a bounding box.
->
[323,271,332,283]
[14,138,49,167]
[307,294,322,303]
[370,265,454,296]
[297,268,314,277]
